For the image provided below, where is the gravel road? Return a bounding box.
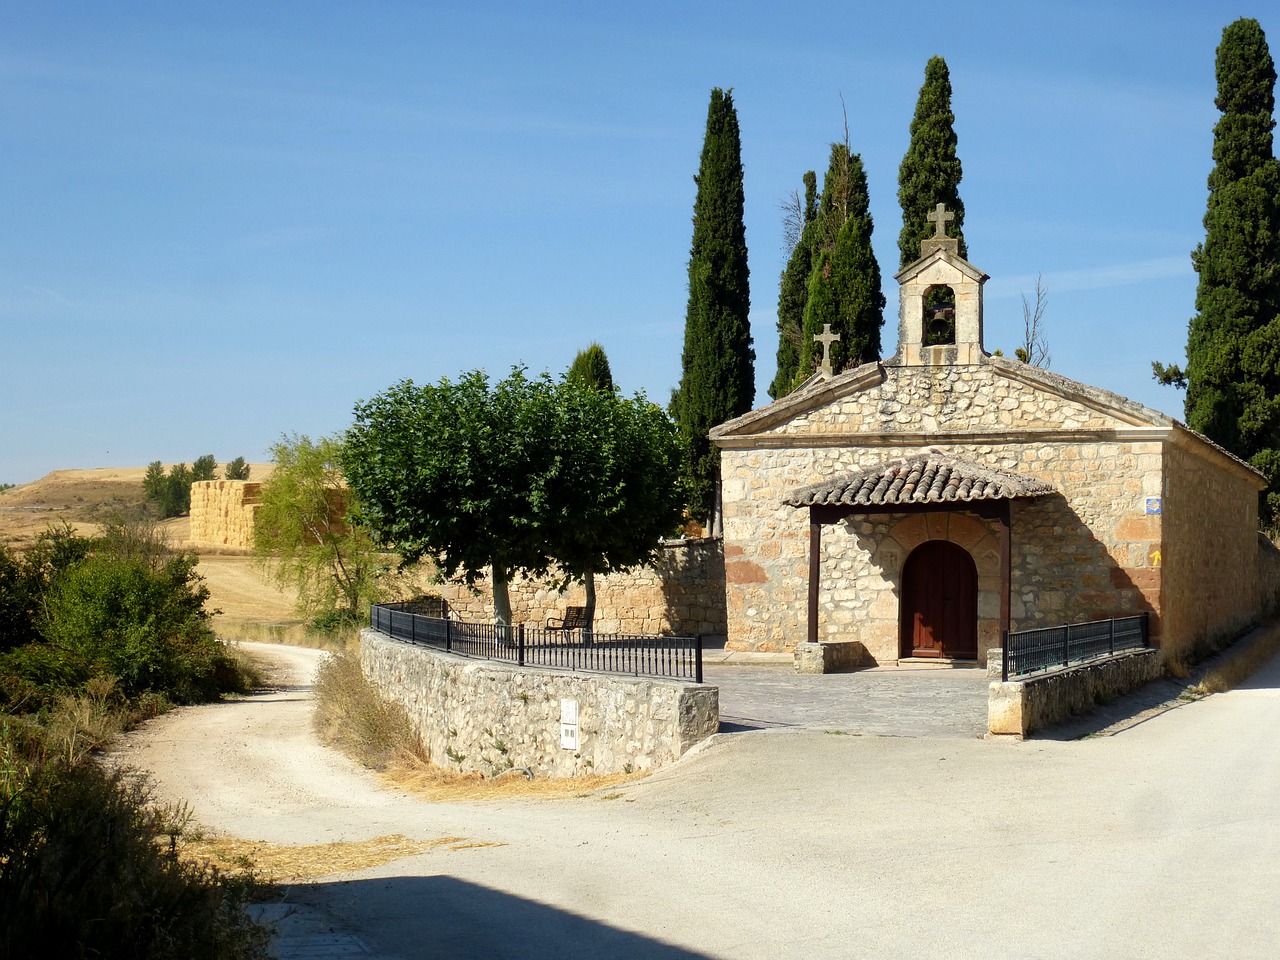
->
[116,641,1280,960]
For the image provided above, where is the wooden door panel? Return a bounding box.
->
[901,539,978,659]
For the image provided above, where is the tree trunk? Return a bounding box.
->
[583,571,596,645]
[491,569,513,626]
[709,475,724,539]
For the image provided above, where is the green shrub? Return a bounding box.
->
[39,551,228,703]
[1,525,92,652]
[0,642,89,694]
[0,744,269,959]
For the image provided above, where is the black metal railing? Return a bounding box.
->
[370,602,704,682]
[1002,612,1150,680]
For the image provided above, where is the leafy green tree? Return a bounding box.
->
[191,455,217,483]
[770,170,818,399]
[796,146,885,380]
[142,462,195,518]
[254,435,388,628]
[344,368,686,630]
[224,456,251,481]
[1158,18,1280,519]
[344,369,562,625]
[674,87,754,529]
[143,461,166,502]
[543,379,685,632]
[163,463,192,518]
[898,55,967,268]
[567,342,614,391]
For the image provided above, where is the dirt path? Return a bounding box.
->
[117,642,1280,960]
[114,643,437,846]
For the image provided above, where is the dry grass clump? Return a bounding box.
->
[218,619,358,652]
[1189,620,1280,695]
[312,650,424,771]
[382,760,641,802]
[312,651,646,800]
[177,833,497,883]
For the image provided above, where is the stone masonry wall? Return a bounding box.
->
[770,365,1119,438]
[1159,441,1262,663]
[720,363,1171,660]
[988,649,1164,737]
[189,480,262,550]
[437,539,726,638]
[360,628,719,778]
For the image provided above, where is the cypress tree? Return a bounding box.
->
[567,342,614,392]
[770,171,818,399]
[897,56,966,268]
[1181,18,1280,517]
[674,88,754,526]
[797,146,884,379]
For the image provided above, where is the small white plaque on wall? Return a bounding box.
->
[560,698,579,750]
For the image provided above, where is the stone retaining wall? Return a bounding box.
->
[987,648,1164,737]
[360,628,719,778]
[439,539,727,639]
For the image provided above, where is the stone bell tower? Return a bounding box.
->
[893,203,989,366]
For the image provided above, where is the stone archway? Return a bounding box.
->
[899,539,978,659]
[886,511,1002,661]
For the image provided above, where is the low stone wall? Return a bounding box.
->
[189,480,262,549]
[438,539,727,639]
[360,628,719,778]
[793,641,869,674]
[988,648,1164,737]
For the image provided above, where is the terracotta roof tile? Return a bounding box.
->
[784,455,1055,508]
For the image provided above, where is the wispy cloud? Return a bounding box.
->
[986,256,1191,300]
[0,282,75,315]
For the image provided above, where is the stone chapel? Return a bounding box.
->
[710,205,1274,667]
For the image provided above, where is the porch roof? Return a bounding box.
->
[784,454,1055,508]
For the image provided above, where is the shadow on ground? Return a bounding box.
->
[265,876,718,960]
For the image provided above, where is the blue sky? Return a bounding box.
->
[1,2,1274,484]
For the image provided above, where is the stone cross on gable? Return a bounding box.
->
[813,323,840,376]
[926,202,955,239]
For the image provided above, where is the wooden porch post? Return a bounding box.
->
[808,510,821,644]
[1000,500,1011,644]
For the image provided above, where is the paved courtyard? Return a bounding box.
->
[704,662,990,738]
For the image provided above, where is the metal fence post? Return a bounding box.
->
[696,635,703,684]
[517,623,525,666]
[410,611,416,645]
[1108,616,1115,656]
[445,616,452,653]
[1062,623,1070,670]
[1001,629,1009,682]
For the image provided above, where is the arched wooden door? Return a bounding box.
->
[900,540,978,659]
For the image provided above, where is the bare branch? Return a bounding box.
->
[780,187,804,256]
[1018,274,1051,368]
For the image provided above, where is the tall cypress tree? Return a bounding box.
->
[674,88,754,527]
[567,342,614,392]
[770,171,818,399]
[1181,18,1280,517]
[897,55,966,269]
[797,146,884,379]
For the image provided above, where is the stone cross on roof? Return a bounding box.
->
[813,322,840,376]
[927,202,954,239]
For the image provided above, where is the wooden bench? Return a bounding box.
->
[546,606,588,631]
